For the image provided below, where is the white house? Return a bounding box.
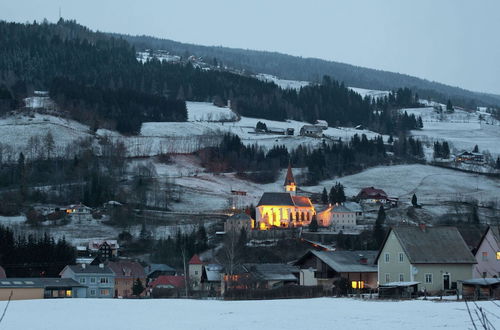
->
[473,226,500,278]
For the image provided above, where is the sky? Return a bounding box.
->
[2,0,500,95]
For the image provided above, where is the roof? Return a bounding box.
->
[332,204,355,213]
[475,226,500,256]
[298,250,377,273]
[107,261,146,279]
[291,196,313,208]
[257,192,294,207]
[145,263,176,276]
[88,240,119,250]
[242,263,299,282]
[203,264,223,282]
[376,226,477,264]
[457,225,486,252]
[0,265,6,279]
[357,187,388,199]
[461,278,500,286]
[301,125,323,131]
[0,278,84,289]
[284,164,295,186]
[149,275,185,289]
[63,264,114,275]
[257,192,313,208]
[188,255,203,265]
[344,202,363,213]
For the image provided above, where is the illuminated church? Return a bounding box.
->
[256,165,316,229]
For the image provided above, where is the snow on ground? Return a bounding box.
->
[1,298,497,330]
[186,101,237,122]
[255,73,310,90]
[311,164,500,210]
[0,113,94,159]
[348,87,390,99]
[0,215,26,225]
[401,107,500,156]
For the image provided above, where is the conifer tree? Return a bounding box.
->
[411,194,418,207]
[373,205,386,249]
[321,187,328,204]
[309,215,319,232]
[132,278,144,296]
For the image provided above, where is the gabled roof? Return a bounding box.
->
[202,264,223,282]
[189,255,203,265]
[0,265,6,279]
[63,264,114,275]
[107,261,146,279]
[257,192,295,207]
[241,263,299,282]
[332,204,355,213]
[89,240,119,251]
[0,278,84,289]
[475,226,500,256]
[376,226,477,264]
[357,187,388,199]
[145,263,176,276]
[284,164,295,186]
[297,250,377,273]
[149,275,185,289]
[291,196,313,208]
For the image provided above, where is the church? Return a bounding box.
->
[256,165,316,229]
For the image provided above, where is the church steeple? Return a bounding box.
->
[284,163,296,193]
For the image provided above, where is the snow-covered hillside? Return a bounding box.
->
[348,87,390,99]
[1,298,496,330]
[255,73,310,90]
[401,107,500,156]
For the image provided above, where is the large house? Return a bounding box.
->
[473,226,500,278]
[60,264,115,298]
[300,125,323,137]
[256,166,317,229]
[107,261,146,297]
[295,250,378,289]
[0,278,85,301]
[329,204,358,230]
[376,226,476,294]
[357,187,388,204]
[88,240,119,260]
[224,213,253,233]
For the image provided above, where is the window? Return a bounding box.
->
[399,253,404,263]
[79,277,86,284]
[90,289,96,296]
[384,253,390,263]
[100,289,109,296]
[194,271,198,275]
[399,274,404,282]
[425,273,433,284]
[65,290,72,297]
[496,252,500,260]
[482,272,487,278]
[385,273,390,283]
[100,277,109,284]
[482,252,488,261]
[90,277,96,284]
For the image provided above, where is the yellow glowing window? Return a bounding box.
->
[351,281,365,289]
[65,290,72,297]
[497,252,500,260]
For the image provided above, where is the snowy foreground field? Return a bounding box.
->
[1,298,498,330]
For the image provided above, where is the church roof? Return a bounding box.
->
[284,164,295,186]
[257,192,295,207]
[291,196,313,208]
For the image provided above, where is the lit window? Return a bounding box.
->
[496,252,500,260]
[425,273,432,283]
[65,290,72,297]
[399,253,404,263]
[100,289,109,296]
[482,252,488,261]
[385,253,390,263]
[399,274,404,282]
[351,281,365,289]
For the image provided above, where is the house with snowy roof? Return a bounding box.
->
[356,187,388,204]
[107,260,146,297]
[60,264,115,298]
[376,225,476,294]
[473,226,500,278]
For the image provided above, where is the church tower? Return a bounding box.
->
[284,164,296,193]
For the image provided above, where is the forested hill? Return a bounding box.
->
[116,34,500,109]
[0,19,420,135]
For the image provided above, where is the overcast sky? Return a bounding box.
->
[2,0,500,94]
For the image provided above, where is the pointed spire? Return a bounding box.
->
[284,163,295,187]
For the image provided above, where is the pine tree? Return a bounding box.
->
[132,278,144,296]
[473,145,479,153]
[309,215,319,232]
[446,99,454,112]
[373,205,386,248]
[321,187,328,204]
[411,194,418,207]
[496,157,500,169]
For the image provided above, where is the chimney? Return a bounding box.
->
[81,263,86,269]
[419,223,426,232]
[99,263,104,269]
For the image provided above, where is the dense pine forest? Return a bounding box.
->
[0,19,422,135]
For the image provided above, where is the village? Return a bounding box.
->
[1,166,499,303]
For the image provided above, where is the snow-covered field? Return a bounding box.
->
[1,298,497,330]
[255,73,310,90]
[349,87,390,99]
[402,107,500,156]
